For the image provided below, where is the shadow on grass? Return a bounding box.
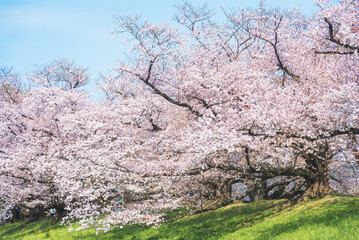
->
[2,197,357,240]
[0,219,64,239]
[248,197,359,240]
[103,200,288,240]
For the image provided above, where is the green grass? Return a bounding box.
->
[1,196,359,239]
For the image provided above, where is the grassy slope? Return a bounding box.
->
[1,196,359,240]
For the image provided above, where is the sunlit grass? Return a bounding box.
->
[1,196,358,239]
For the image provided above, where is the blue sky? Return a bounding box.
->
[0,0,316,98]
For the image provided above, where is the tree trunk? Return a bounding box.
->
[28,207,43,222]
[297,142,332,201]
[247,180,262,202]
[249,191,259,202]
[302,147,331,200]
[55,204,66,222]
[217,183,232,204]
[302,170,330,199]
[10,209,16,223]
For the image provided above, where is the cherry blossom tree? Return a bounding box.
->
[1,0,359,232]
[0,67,22,104]
[106,0,359,203]
[29,58,89,91]
[0,61,90,221]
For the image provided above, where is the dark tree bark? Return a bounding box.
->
[217,182,233,204]
[28,205,44,222]
[302,162,330,199]
[300,142,332,200]
[55,204,66,222]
